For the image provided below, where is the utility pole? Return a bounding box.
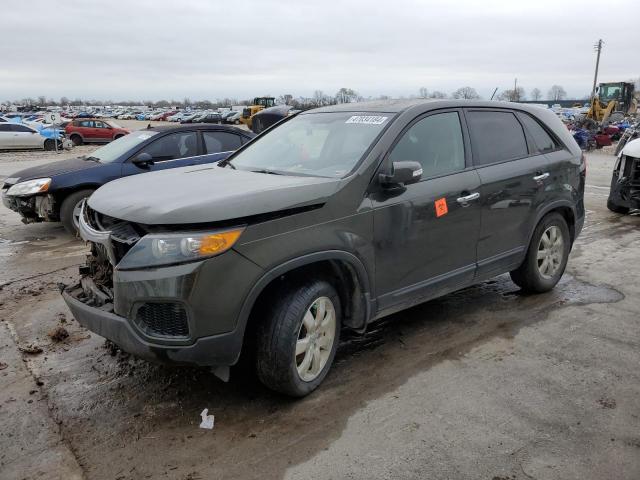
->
[514,78,518,101]
[591,39,603,98]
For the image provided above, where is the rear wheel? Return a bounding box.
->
[510,212,570,293]
[607,198,629,214]
[44,139,56,151]
[60,189,94,235]
[255,279,341,397]
[70,134,83,146]
[114,134,124,140]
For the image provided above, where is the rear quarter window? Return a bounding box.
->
[466,110,528,166]
[517,112,559,153]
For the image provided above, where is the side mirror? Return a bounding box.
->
[132,152,154,168]
[379,161,423,187]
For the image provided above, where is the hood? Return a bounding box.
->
[5,157,102,184]
[621,138,640,158]
[88,164,341,225]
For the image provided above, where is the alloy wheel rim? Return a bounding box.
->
[72,200,84,229]
[537,226,564,279]
[295,296,336,382]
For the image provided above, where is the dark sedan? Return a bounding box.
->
[1,124,255,234]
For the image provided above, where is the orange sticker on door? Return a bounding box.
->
[435,197,448,217]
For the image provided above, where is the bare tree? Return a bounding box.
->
[499,87,526,102]
[418,87,428,98]
[530,88,542,101]
[429,91,447,99]
[547,85,567,101]
[335,88,358,104]
[452,87,480,100]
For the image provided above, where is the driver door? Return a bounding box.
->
[372,110,481,313]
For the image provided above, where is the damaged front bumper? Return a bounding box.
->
[1,192,58,223]
[608,154,640,210]
[62,279,245,367]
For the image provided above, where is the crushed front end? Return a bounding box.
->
[62,202,263,367]
[609,152,640,210]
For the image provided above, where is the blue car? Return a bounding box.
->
[2,124,255,234]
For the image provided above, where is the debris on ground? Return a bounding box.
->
[199,409,215,429]
[19,344,43,355]
[48,325,69,342]
[0,362,7,370]
[597,397,617,409]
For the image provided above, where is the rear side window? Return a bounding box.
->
[517,113,558,153]
[466,111,528,165]
[203,131,242,153]
[389,111,465,178]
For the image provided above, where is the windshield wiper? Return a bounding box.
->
[217,157,235,169]
[82,156,100,162]
[250,168,283,175]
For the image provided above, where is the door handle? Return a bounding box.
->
[456,192,480,205]
[533,172,549,181]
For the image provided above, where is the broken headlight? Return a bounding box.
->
[117,227,245,269]
[6,178,51,196]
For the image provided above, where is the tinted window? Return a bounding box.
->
[138,131,198,161]
[203,131,242,153]
[389,112,465,178]
[10,124,34,133]
[466,111,528,165]
[518,113,557,153]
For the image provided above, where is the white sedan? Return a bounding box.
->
[0,123,60,150]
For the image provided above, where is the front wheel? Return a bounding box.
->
[60,189,94,235]
[255,280,341,397]
[510,212,570,293]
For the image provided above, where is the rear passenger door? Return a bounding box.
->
[464,109,551,279]
[372,110,482,312]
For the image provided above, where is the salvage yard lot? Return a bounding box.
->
[0,149,639,479]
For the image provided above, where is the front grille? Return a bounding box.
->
[134,302,190,338]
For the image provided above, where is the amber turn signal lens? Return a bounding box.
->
[198,229,244,256]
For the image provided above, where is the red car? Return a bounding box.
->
[65,119,130,146]
[158,111,178,121]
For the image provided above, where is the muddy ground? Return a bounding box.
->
[0,146,638,480]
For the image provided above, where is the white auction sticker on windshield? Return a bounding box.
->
[345,115,388,125]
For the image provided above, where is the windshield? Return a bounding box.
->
[229,112,390,177]
[106,120,122,128]
[89,131,158,163]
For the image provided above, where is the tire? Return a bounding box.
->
[255,279,341,397]
[60,189,94,235]
[44,139,55,151]
[607,198,629,214]
[114,134,124,140]
[510,212,570,293]
[70,134,83,146]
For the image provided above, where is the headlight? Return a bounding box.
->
[6,178,51,196]
[117,227,245,269]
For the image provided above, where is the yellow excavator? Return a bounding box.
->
[586,82,637,123]
[240,97,276,129]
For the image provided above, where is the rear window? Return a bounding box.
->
[466,110,528,165]
[517,113,558,153]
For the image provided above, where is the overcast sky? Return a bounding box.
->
[2,0,637,102]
